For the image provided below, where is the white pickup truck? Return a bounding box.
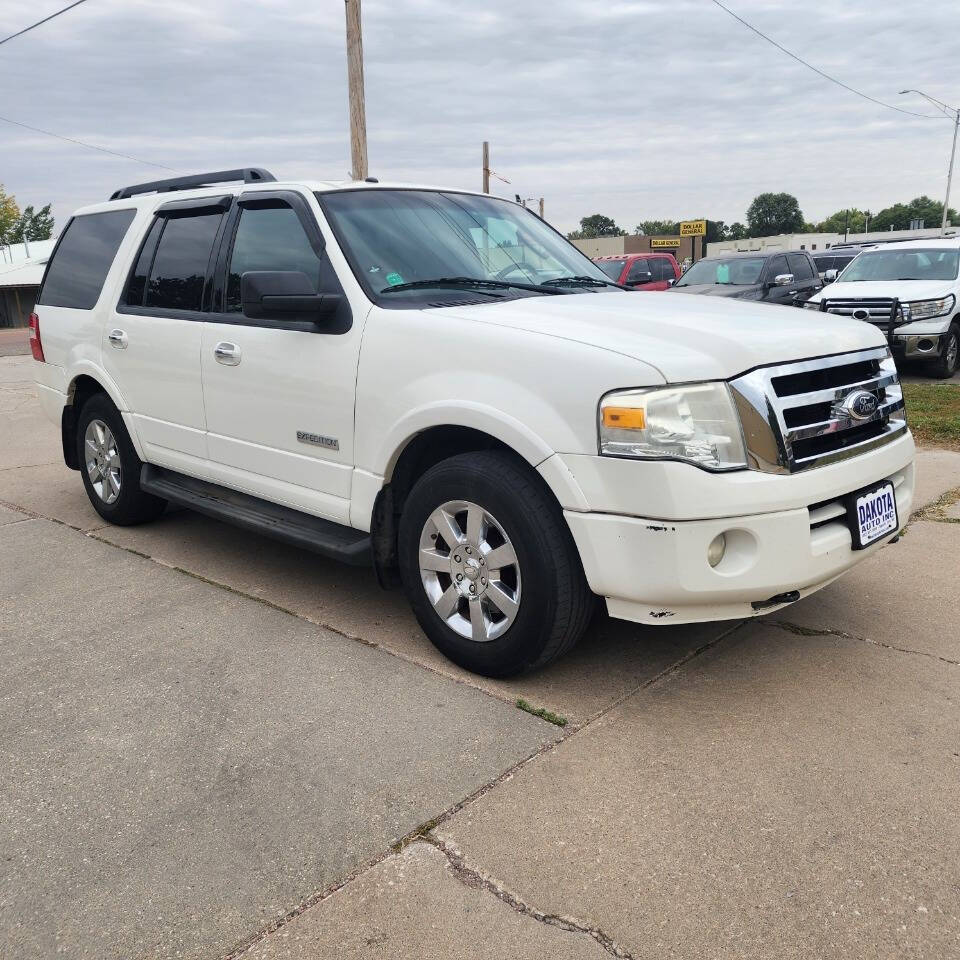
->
[30,169,915,676]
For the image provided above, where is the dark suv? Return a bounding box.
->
[669,250,822,306]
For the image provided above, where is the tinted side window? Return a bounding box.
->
[226,205,322,312]
[625,259,651,283]
[766,255,789,280]
[787,253,814,281]
[651,258,675,281]
[38,209,136,309]
[146,212,223,312]
[124,217,164,307]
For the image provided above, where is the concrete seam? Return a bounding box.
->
[768,618,959,666]
[424,836,638,959]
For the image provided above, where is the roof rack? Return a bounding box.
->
[109,167,277,201]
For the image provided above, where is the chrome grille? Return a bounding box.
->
[730,347,908,473]
[820,298,900,332]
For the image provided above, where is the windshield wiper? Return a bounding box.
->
[380,276,566,295]
[541,275,620,288]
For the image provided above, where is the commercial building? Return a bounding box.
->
[572,234,703,263]
[0,239,55,328]
[706,225,958,257]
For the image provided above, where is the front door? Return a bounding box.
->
[199,190,362,524]
[762,254,797,306]
[103,201,227,466]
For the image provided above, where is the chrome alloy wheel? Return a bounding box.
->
[947,332,959,370]
[84,419,121,505]
[418,499,522,643]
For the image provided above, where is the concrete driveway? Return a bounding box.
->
[1,352,959,959]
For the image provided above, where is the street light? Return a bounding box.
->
[900,89,960,235]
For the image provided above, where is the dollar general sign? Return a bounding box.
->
[680,220,707,237]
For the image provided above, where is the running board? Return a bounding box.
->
[140,465,372,566]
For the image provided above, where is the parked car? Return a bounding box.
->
[593,252,680,290]
[31,168,914,677]
[812,250,862,284]
[804,238,960,378]
[669,250,822,305]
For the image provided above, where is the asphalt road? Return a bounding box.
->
[1,353,959,959]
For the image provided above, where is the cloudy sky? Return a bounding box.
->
[1,0,958,235]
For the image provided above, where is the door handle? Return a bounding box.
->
[107,329,128,349]
[214,341,241,366]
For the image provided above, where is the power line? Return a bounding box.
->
[0,0,90,47]
[0,114,174,169]
[709,0,945,120]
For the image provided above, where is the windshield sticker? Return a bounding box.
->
[385,271,404,286]
[715,263,730,284]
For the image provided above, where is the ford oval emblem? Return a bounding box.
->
[843,389,879,420]
[851,308,871,321]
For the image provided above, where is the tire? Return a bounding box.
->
[933,323,959,379]
[398,450,594,677]
[76,393,166,526]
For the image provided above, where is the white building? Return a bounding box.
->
[706,225,958,257]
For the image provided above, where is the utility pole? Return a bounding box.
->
[345,0,368,181]
[482,141,490,193]
[900,89,959,235]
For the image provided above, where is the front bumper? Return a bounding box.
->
[557,438,915,626]
[891,333,946,360]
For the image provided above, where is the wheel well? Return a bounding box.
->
[61,375,108,470]
[370,426,516,586]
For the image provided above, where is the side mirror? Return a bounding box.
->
[666,278,676,287]
[771,273,795,287]
[823,269,838,283]
[241,271,340,322]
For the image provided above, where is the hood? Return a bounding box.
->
[809,279,955,303]
[433,290,887,382]
[669,284,760,298]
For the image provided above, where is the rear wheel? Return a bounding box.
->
[76,393,166,525]
[398,450,594,677]
[933,323,959,379]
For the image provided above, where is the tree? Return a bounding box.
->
[633,219,678,237]
[871,196,958,232]
[11,204,55,243]
[0,185,20,245]
[727,222,748,241]
[567,214,626,240]
[745,192,805,237]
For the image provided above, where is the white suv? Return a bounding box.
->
[804,238,960,378]
[31,168,916,676]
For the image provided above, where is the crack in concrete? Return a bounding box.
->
[425,836,638,959]
[768,618,959,666]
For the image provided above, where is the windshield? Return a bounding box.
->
[595,259,626,280]
[319,189,613,302]
[675,257,766,286]
[839,248,960,282]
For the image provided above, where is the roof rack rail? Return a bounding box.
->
[109,167,277,201]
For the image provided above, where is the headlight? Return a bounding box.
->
[803,300,822,311]
[904,294,955,320]
[599,382,747,471]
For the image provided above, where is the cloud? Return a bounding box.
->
[0,0,957,232]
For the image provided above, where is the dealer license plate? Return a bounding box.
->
[848,481,898,550]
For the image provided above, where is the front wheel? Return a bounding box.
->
[398,450,594,677]
[933,323,959,379]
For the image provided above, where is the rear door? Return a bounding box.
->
[104,197,228,466]
[199,189,360,523]
[624,257,654,289]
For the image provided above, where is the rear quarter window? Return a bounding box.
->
[37,209,136,310]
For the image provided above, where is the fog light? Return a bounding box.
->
[918,338,936,352]
[708,533,726,568]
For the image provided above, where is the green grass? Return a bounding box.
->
[903,383,960,450]
[515,698,567,727]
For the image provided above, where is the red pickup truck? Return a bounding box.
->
[593,252,681,290]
